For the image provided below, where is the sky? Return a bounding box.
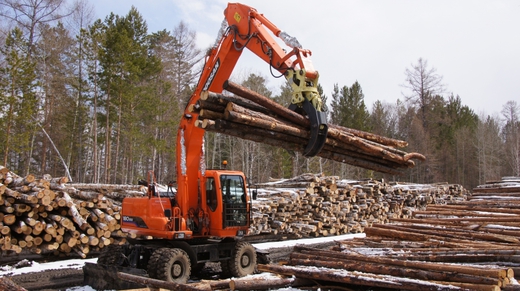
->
[88,0,520,116]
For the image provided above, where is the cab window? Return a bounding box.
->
[206,177,217,211]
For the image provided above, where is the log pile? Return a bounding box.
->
[0,166,144,260]
[248,173,469,238]
[193,81,425,175]
[471,176,520,202]
[254,179,520,291]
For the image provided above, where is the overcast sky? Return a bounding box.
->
[90,0,520,116]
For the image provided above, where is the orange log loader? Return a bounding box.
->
[84,2,327,287]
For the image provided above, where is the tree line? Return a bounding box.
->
[0,1,518,190]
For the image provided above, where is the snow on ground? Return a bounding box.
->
[0,257,98,277]
[0,233,364,290]
[254,233,365,250]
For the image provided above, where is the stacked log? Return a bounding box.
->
[252,181,520,291]
[470,176,520,203]
[193,81,425,175]
[268,245,509,291]
[0,167,144,260]
[248,173,469,238]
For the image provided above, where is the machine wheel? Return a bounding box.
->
[97,245,125,266]
[228,242,256,277]
[154,248,191,283]
[147,248,165,279]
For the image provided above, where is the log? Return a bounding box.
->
[224,80,311,127]
[257,264,487,291]
[3,214,16,225]
[202,118,407,174]
[329,123,408,148]
[67,183,145,191]
[117,271,211,291]
[199,100,226,113]
[199,109,225,120]
[290,253,502,286]
[223,101,419,167]
[0,277,27,291]
[1,224,10,235]
[221,81,424,159]
[229,276,295,290]
[294,246,512,279]
[225,103,308,138]
[62,192,89,230]
[374,223,520,244]
[200,91,272,116]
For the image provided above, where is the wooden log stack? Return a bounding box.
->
[248,173,469,238]
[470,176,520,202]
[252,178,520,290]
[193,81,425,175]
[0,166,145,261]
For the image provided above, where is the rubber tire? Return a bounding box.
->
[97,245,124,266]
[147,248,165,279]
[153,248,191,283]
[228,242,257,277]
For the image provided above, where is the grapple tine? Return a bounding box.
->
[289,99,328,157]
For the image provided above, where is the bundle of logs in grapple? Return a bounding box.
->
[0,166,143,259]
[192,81,426,175]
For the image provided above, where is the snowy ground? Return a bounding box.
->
[0,233,365,290]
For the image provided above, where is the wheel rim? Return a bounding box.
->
[172,262,183,278]
[240,253,250,268]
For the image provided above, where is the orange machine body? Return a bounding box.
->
[121,170,250,239]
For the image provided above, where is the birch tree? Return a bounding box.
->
[501,100,520,176]
[0,0,75,57]
[475,113,503,184]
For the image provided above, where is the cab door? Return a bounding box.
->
[205,173,248,237]
[220,175,248,228]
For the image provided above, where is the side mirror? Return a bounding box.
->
[164,209,172,218]
[252,190,257,200]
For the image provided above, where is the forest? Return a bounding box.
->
[0,0,518,190]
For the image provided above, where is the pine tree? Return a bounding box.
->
[97,7,161,183]
[330,81,370,131]
[0,28,38,174]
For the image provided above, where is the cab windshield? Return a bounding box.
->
[220,175,247,227]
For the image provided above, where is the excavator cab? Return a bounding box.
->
[203,170,250,237]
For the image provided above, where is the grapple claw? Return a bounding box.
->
[289,99,328,157]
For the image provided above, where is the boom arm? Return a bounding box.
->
[176,2,327,217]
